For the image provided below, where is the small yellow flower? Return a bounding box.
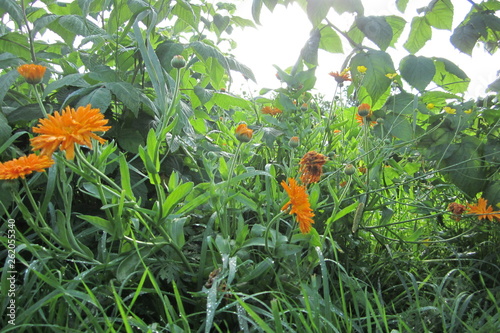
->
[385,73,398,80]
[357,66,367,74]
[464,109,472,114]
[426,103,435,110]
[443,106,456,114]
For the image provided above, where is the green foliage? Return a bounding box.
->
[1,0,500,332]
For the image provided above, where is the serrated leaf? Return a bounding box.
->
[105,82,141,116]
[318,24,343,53]
[400,55,435,91]
[194,85,214,105]
[0,0,24,28]
[385,15,407,47]
[404,16,432,54]
[211,92,251,110]
[432,58,469,93]
[385,92,416,115]
[356,16,393,51]
[425,0,453,30]
[213,14,230,36]
[5,104,46,124]
[331,0,364,16]
[383,112,413,141]
[59,14,106,37]
[43,73,89,98]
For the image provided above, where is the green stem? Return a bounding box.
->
[32,84,48,117]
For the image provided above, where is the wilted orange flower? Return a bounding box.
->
[329,69,351,85]
[289,136,300,148]
[466,198,500,221]
[0,154,54,180]
[235,123,253,142]
[17,64,47,84]
[31,104,110,160]
[281,178,315,234]
[299,151,327,185]
[261,106,282,116]
[448,202,466,221]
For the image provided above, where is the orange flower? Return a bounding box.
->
[281,178,315,234]
[299,151,327,185]
[466,198,500,221]
[0,154,54,180]
[17,64,47,84]
[31,104,111,160]
[357,103,372,117]
[329,69,351,85]
[235,123,253,142]
[289,136,300,148]
[261,106,282,116]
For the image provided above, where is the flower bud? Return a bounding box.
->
[357,103,371,117]
[235,124,253,142]
[171,55,186,69]
[344,164,356,176]
[289,136,300,148]
[17,64,47,84]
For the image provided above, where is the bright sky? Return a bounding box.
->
[230,0,500,99]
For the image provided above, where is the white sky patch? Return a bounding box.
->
[230,0,500,100]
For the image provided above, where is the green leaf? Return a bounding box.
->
[118,128,144,154]
[0,0,24,28]
[483,181,500,209]
[78,214,115,235]
[194,85,214,105]
[156,41,185,71]
[59,14,106,37]
[0,70,19,104]
[383,112,414,141]
[432,58,470,94]
[105,82,141,116]
[213,14,230,36]
[400,55,435,91]
[162,182,194,217]
[396,0,409,12]
[385,92,416,115]
[404,16,432,53]
[425,0,453,30]
[43,73,89,98]
[0,33,31,60]
[318,24,343,53]
[356,16,393,51]
[300,29,321,65]
[350,50,395,105]
[118,153,134,199]
[251,0,263,24]
[5,104,46,124]
[76,86,112,112]
[331,0,364,16]
[306,0,331,27]
[0,113,12,147]
[210,92,252,110]
[450,24,480,55]
[385,15,407,47]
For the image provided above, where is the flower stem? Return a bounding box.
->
[32,84,48,118]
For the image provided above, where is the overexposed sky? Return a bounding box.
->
[230,0,499,99]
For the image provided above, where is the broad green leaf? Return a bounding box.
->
[226,57,256,82]
[251,0,263,24]
[306,0,331,27]
[78,214,115,235]
[432,58,470,93]
[350,50,395,105]
[318,24,343,53]
[156,41,185,71]
[194,85,214,105]
[0,0,24,28]
[385,15,407,47]
[0,33,31,60]
[356,16,393,51]
[383,112,414,141]
[59,15,106,37]
[5,104,46,124]
[400,55,435,91]
[105,82,142,116]
[76,86,112,112]
[43,73,89,98]
[300,29,320,65]
[210,92,252,110]
[331,0,364,16]
[396,0,409,12]
[425,0,453,30]
[404,16,432,53]
[483,181,500,208]
[385,92,416,115]
[0,113,12,147]
[450,24,480,55]
[0,70,19,104]
[213,14,230,36]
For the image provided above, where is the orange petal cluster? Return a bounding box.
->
[299,151,327,185]
[17,64,47,84]
[261,106,282,116]
[0,154,54,180]
[466,198,500,221]
[281,178,315,234]
[329,69,351,84]
[235,124,253,142]
[31,104,111,160]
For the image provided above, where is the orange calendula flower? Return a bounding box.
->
[299,151,327,185]
[31,104,111,160]
[17,64,47,84]
[466,198,500,221]
[261,106,282,116]
[235,123,253,142]
[357,103,372,117]
[0,154,54,180]
[329,68,351,85]
[281,178,315,234]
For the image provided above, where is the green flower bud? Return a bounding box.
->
[171,55,186,69]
